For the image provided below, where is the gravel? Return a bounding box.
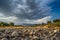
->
[0,28,60,40]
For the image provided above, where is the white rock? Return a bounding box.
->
[54,30,57,33]
[12,31,19,36]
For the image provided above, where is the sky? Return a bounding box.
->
[0,0,60,25]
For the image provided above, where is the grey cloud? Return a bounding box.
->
[11,0,53,20]
[0,0,54,24]
[0,0,12,16]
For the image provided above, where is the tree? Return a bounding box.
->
[47,21,52,24]
[0,22,4,26]
[41,23,46,25]
[0,22,9,26]
[53,19,60,23]
[9,22,14,26]
[4,23,9,26]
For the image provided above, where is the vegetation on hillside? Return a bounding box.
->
[31,19,60,27]
[0,22,14,27]
[0,19,60,27]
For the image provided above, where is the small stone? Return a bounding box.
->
[1,38,8,40]
[12,31,19,36]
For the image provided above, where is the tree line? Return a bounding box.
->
[0,19,60,27]
[47,19,60,24]
[0,22,14,26]
[32,19,60,27]
[47,19,60,27]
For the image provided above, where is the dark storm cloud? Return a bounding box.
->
[11,0,53,20]
[0,0,54,24]
[0,0,12,16]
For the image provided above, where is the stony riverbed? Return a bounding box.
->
[0,28,60,40]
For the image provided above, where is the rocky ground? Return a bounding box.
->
[0,27,60,40]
